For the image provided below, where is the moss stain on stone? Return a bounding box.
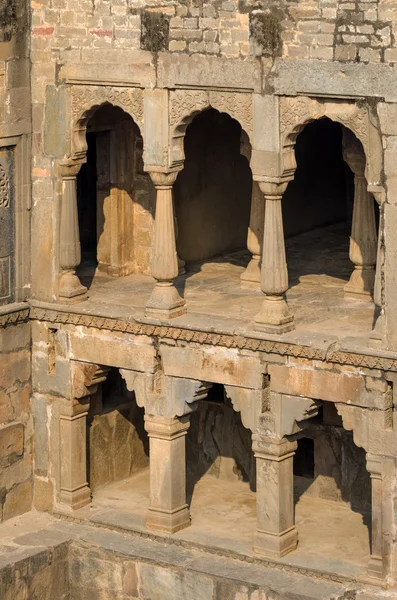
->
[140,10,170,54]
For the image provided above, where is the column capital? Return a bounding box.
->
[366,454,383,479]
[252,434,297,461]
[56,158,85,179]
[144,414,190,440]
[255,177,290,197]
[147,170,180,189]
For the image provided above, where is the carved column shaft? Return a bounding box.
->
[366,455,386,581]
[241,181,264,288]
[144,414,191,534]
[145,171,186,319]
[58,162,87,302]
[254,182,294,334]
[371,200,385,346]
[343,147,377,301]
[59,399,91,510]
[253,435,298,558]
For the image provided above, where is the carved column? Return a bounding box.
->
[370,194,385,346]
[253,434,298,558]
[343,147,377,300]
[366,455,386,582]
[145,171,186,319]
[58,161,87,302]
[58,363,109,511]
[59,398,91,510]
[241,181,264,289]
[254,180,294,334]
[144,414,191,534]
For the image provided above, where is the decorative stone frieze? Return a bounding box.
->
[28,305,397,373]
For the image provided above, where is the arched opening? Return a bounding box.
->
[86,368,150,510]
[76,104,154,286]
[283,118,378,316]
[284,118,354,292]
[174,108,252,265]
[293,401,371,573]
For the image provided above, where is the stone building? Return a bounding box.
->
[3,0,397,598]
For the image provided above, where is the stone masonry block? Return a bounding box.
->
[0,422,24,467]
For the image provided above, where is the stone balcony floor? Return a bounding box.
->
[65,469,370,583]
[76,223,376,350]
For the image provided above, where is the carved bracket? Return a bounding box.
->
[71,361,110,400]
[120,369,211,417]
[260,392,321,437]
[224,385,265,432]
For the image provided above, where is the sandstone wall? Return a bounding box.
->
[0,0,32,525]
[0,320,32,523]
[29,0,397,64]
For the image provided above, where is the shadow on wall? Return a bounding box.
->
[77,104,155,289]
[86,368,149,492]
[293,402,372,549]
[174,108,252,264]
[186,384,256,507]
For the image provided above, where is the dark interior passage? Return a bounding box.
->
[174,108,252,264]
[283,118,354,238]
[77,131,98,263]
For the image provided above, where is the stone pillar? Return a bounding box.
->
[371,201,385,346]
[144,414,190,534]
[241,181,264,289]
[366,454,386,581]
[59,398,91,510]
[343,147,377,300]
[58,161,87,302]
[145,171,186,319]
[254,181,294,334]
[253,434,298,558]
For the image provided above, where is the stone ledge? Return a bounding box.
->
[29,300,397,374]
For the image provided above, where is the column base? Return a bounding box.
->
[254,295,294,334]
[59,271,88,303]
[361,555,385,584]
[146,504,191,534]
[59,483,91,510]
[240,256,261,289]
[344,268,375,301]
[253,526,298,559]
[145,282,186,319]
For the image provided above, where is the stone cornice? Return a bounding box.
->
[0,302,30,328]
[28,304,397,373]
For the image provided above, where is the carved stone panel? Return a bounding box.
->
[70,85,144,128]
[169,88,253,137]
[0,151,14,304]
